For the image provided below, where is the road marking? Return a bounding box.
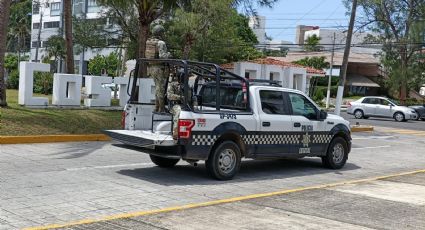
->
[331,181,425,205]
[352,136,394,140]
[66,163,154,171]
[352,145,391,150]
[24,168,425,230]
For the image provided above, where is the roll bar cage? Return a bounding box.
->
[128,58,251,112]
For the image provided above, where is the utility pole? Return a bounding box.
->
[335,0,357,115]
[326,32,336,109]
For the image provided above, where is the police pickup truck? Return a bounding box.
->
[105,59,351,180]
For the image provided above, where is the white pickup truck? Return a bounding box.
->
[105,59,351,180]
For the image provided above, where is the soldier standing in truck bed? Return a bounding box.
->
[146,25,171,112]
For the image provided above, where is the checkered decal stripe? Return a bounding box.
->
[242,134,300,145]
[312,134,333,144]
[190,133,333,146]
[192,135,218,146]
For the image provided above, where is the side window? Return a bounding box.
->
[260,90,287,115]
[362,98,371,104]
[288,93,317,120]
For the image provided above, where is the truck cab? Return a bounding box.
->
[105,59,351,180]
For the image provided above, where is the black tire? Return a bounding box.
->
[322,137,348,169]
[206,141,242,180]
[394,112,405,122]
[150,155,179,168]
[354,109,364,119]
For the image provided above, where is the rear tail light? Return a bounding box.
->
[121,111,126,129]
[178,119,195,139]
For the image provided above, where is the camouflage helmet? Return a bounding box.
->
[152,25,165,37]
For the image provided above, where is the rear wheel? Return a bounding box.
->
[150,155,179,168]
[322,137,348,169]
[206,141,241,180]
[394,112,405,122]
[354,110,364,119]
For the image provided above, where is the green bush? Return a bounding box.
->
[33,72,53,94]
[6,70,19,89]
[312,88,325,102]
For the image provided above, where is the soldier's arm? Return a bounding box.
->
[167,83,181,100]
[158,41,171,59]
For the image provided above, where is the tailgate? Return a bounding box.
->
[104,130,174,147]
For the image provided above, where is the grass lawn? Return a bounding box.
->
[0,90,122,136]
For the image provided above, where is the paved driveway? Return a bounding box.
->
[1,131,425,229]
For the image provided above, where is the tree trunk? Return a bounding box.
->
[183,34,194,60]
[400,54,408,105]
[0,0,11,107]
[64,0,74,74]
[136,22,149,79]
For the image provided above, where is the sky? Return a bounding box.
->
[255,0,350,43]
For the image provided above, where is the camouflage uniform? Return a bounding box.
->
[146,26,171,113]
[167,80,182,138]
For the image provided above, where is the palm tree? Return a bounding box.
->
[64,0,74,74]
[0,0,12,107]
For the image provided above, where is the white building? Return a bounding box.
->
[31,0,120,73]
[304,28,371,48]
[223,58,325,95]
[248,16,294,50]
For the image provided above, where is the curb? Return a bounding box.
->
[0,134,111,144]
[351,126,374,132]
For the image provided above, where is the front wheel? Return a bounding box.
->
[322,137,348,169]
[150,155,179,168]
[394,112,405,122]
[206,141,241,180]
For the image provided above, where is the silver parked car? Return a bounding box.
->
[347,96,418,122]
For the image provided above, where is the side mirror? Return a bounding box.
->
[318,110,328,121]
[388,103,393,107]
[317,110,328,121]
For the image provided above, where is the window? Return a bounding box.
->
[50,2,61,16]
[33,4,40,14]
[288,93,318,120]
[33,23,40,29]
[260,90,287,115]
[362,98,379,104]
[88,0,97,7]
[44,21,60,29]
[201,84,246,110]
[32,41,41,48]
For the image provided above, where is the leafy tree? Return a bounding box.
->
[166,5,263,64]
[0,0,12,107]
[7,0,31,55]
[347,0,425,104]
[304,34,321,52]
[263,47,288,57]
[73,16,109,51]
[44,35,66,73]
[293,56,329,69]
[88,53,120,77]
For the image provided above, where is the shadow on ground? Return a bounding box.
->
[117,157,360,186]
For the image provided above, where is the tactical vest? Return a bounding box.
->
[146,38,159,59]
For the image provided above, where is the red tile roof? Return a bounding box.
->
[221,58,326,75]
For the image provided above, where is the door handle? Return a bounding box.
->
[293,122,301,127]
[262,122,271,127]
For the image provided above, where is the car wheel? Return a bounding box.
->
[322,137,348,169]
[150,155,179,168]
[394,112,405,122]
[206,141,241,180]
[354,110,364,119]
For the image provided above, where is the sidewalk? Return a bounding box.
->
[27,171,425,230]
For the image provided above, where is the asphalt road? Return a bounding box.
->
[341,112,425,131]
[1,130,425,229]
